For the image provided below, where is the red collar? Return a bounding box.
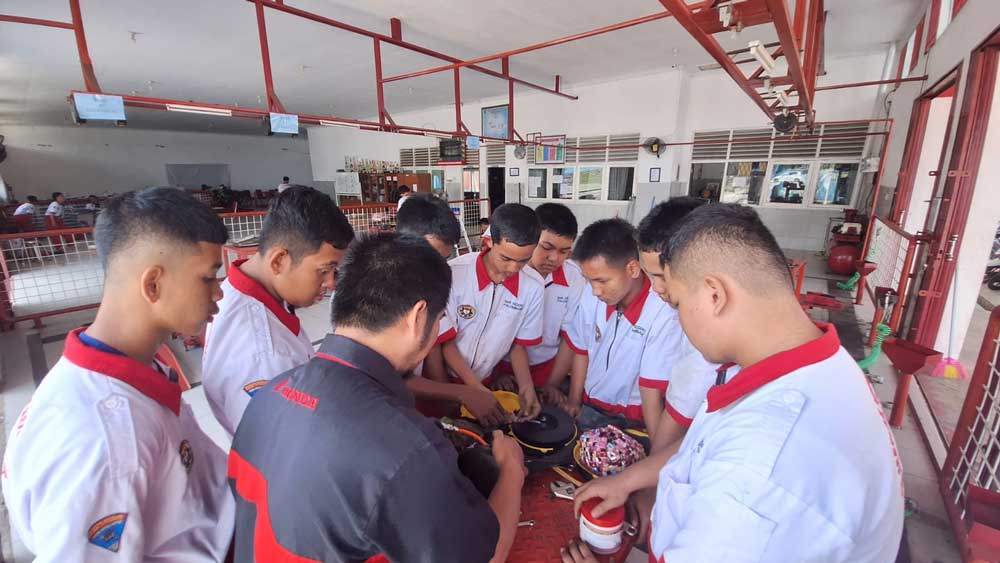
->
[63,328,181,416]
[475,250,520,297]
[550,266,569,287]
[227,259,301,335]
[706,323,841,413]
[605,276,652,325]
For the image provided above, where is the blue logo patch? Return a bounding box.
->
[243,380,268,397]
[88,513,127,552]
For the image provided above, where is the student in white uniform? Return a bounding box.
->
[13,195,38,216]
[494,203,584,391]
[566,204,904,563]
[395,194,509,426]
[2,187,235,562]
[396,185,412,210]
[277,176,291,193]
[438,203,544,422]
[560,218,685,434]
[45,192,66,218]
[202,186,354,440]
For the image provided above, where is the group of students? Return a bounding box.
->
[1,183,905,563]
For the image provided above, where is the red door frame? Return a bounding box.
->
[891,68,962,226]
[908,25,1000,347]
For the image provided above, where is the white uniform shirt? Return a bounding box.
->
[45,201,63,217]
[203,259,314,439]
[648,323,904,563]
[2,329,235,562]
[437,250,544,382]
[13,203,35,216]
[277,182,291,193]
[397,194,412,211]
[563,277,689,422]
[525,262,586,367]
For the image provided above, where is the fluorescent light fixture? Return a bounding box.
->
[318,120,361,129]
[748,40,776,75]
[165,103,232,117]
[777,90,793,107]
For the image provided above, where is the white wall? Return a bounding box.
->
[309,53,886,249]
[0,125,315,198]
[902,95,953,233]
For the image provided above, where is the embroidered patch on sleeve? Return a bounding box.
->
[88,513,127,552]
[243,380,269,397]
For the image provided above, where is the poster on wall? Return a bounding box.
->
[535,135,566,164]
[481,105,509,140]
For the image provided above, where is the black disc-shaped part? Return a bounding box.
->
[510,405,576,449]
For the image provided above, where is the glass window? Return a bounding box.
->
[937,0,953,39]
[552,167,574,199]
[689,162,725,201]
[814,163,859,206]
[721,161,767,205]
[528,169,547,199]
[902,31,915,78]
[608,167,635,201]
[578,167,603,200]
[768,163,810,205]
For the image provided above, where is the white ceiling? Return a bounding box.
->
[0,0,925,134]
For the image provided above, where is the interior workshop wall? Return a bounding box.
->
[0,124,315,198]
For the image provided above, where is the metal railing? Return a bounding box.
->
[939,307,1000,561]
[860,215,922,334]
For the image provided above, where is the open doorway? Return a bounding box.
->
[487,167,505,214]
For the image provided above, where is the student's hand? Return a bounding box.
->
[573,473,630,519]
[538,385,567,407]
[516,386,542,421]
[464,386,510,427]
[626,487,656,541]
[560,539,599,563]
[491,430,527,477]
[561,400,582,419]
[490,374,519,392]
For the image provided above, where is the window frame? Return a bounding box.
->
[522,163,636,204]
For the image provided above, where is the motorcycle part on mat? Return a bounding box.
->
[510,406,578,453]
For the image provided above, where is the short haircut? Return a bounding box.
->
[52,192,63,200]
[664,203,792,296]
[636,197,707,262]
[332,232,451,333]
[95,187,228,270]
[396,193,461,246]
[258,185,354,262]
[26,195,38,203]
[535,203,578,240]
[399,185,411,194]
[572,218,637,267]
[282,176,289,182]
[490,203,540,247]
[479,218,490,226]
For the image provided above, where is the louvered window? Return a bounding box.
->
[608,133,640,162]
[771,133,819,159]
[399,148,415,168]
[692,130,730,160]
[817,123,869,158]
[522,132,638,202]
[413,147,431,167]
[577,136,607,163]
[728,128,772,160]
[486,143,505,166]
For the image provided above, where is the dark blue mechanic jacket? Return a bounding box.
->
[228,334,500,563]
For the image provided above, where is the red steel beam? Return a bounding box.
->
[503,57,514,140]
[658,0,774,118]
[253,0,285,113]
[374,38,386,126]
[0,14,74,29]
[68,0,101,93]
[765,0,812,122]
[390,17,401,41]
[453,68,462,133]
[793,0,807,43]
[252,0,576,100]
[803,0,824,104]
[380,10,674,84]
[815,75,929,91]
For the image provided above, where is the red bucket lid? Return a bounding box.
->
[580,498,625,528]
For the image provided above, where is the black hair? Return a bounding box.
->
[535,202,578,240]
[26,195,38,204]
[258,185,355,262]
[52,192,63,200]
[489,203,540,247]
[664,203,792,294]
[399,185,411,194]
[95,187,228,269]
[282,176,290,182]
[572,218,638,267]
[396,193,461,247]
[479,218,490,226]
[332,232,451,333]
[636,196,708,262]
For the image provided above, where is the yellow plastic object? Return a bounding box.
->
[460,390,520,419]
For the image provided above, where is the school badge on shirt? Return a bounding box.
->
[88,513,127,552]
[179,440,194,473]
[243,379,268,397]
[594,325,602,343]
[458,304,477,319]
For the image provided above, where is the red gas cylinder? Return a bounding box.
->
[828,244,861,275]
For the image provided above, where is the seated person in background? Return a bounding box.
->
[44,192,66,229]
[438,203,544,421]
[494,203,584,391]
[14,195,38,216]
[395,194,510,426]
[3,187,234,561]
[479,217,491,250]
[561,218,684,435]
[203,186,354,440]
[569,204,903,563]
[396,184,412,210]
[229,233,526,563]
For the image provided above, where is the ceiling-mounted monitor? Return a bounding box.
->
[71,93,126,124]
[269,112,299,135]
